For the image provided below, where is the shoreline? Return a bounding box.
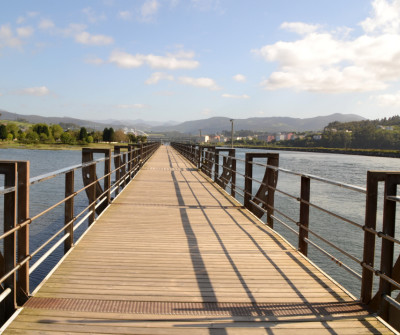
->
[225,145,400,158]
[2,142,400,158]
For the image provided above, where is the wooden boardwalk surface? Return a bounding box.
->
[3,146,394,334]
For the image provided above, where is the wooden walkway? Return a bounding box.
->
[3,146,394,334]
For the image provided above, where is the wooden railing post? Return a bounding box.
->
[2,162,17,321]
[361,171,382,304]
[298,176,310,256]
[88,162,96,225]
[378,174,400,321]
[114,147,121,196]
[244,153,253,210]
[64,170,74,254]
[105,150,111,205]
[16,161,29,305]
[231,157,236,198]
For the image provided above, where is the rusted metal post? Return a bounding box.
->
[266,155,279,228]
[16,161,29,305]
[88,162,96,225]
[2,163,17,320]
[214,151,219,182]
[378,174,400,320]
[114,147,121,196]
[298,176,310,256]
[231,157,236,198]
[104,150,111,205]
[361,171,382,304]
[244,154,253,210]
[64,170,74,254]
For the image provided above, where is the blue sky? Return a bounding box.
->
[1,0,400,122]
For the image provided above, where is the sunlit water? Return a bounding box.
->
[1,147,399,298]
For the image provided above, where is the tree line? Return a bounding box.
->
[0,122,147,145]
[278,116,400,150]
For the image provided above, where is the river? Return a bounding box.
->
[0,147,399,297]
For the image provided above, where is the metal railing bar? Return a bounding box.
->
[73,210,93,232]
[271,214,299,236]
[29,233,70,274]
[0,218,32,240]
[249,161,366,194]
[0,288,11,303]
[302,199,364,230]
[386,195,400,203]
[0,255,30,285]
[300,223,361,264]
[383,294,400,311]
[304,237,362,280]
[30,218,75,260]
[0,185,15,195]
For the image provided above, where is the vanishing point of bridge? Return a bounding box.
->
[0,144,398,334]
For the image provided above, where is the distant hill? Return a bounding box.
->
[152,113,366,134]
[0,109,365,134]
[0,110,106,129]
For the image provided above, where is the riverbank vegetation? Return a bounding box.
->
[0,119,147,148]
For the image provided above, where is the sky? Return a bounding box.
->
[1,0,400,123]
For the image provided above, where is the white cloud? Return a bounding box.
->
[361,0,400,34]
[17,26,34,38]
[108,50,199,69]
[222,93,250,99]
[82,7,106,23]
[75,32,114,46]
[179,76,221,90]
[109,51,144,68]
[233,74,246,82]
[141,0,160,21]
[145,72,174,84]
[18,86,50,96]
[0,24,23,49]
[374,91,400,106]
[38,19,55,30]
[119,11,132,20]
[117,104,148,109]
[280,22,321,35]
[252,0,400,93]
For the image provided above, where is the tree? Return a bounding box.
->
[51,124,63,141]
[6,122,19,138]
[0,124,7,140]
[60,132,75,144]
[24,130,40,144]
[102,127,115,142]
[114,129,128,143]
[32,123,50,137]
[79,127,88,141]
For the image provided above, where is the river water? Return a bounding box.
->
[0,147,399,298]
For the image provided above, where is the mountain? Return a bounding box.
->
[152,113,366,134]
[0,110,107,129]
[0,109,365,134]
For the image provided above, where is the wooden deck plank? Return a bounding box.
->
[2,145,394,334]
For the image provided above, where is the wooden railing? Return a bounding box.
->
[171,142,400,330]
[0,142,160,324]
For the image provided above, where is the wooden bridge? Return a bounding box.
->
[0,145,398,334]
